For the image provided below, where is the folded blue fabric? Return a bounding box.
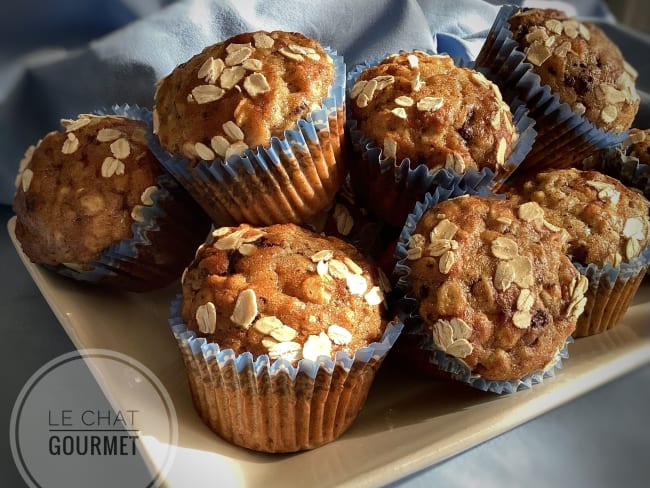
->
[0,0,639,205]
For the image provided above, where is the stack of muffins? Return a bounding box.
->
[10,8,650,453]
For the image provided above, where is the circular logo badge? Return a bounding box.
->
[10,349,178,488]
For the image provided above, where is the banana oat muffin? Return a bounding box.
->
[175,223,400,452]
[152,30,347,226]
[182,223,390,360]
[347,51,530,227]
[585,129,650,198]
[508,168,650,267]
[154,31,335,161]
[349,51,519,176]
[508,8,639,134]
[626,129,650,165]
[400,195,584,388]
[507,168,650,336]
[475,6,640,170]
[12,112,210,291]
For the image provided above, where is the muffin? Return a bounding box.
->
[12,108,211,292]
[170,223,402,452]
[393,194,584,393]
[507,168,650,337]
[306,180,399,263]
[151,30,347,226]
[584,129,650,199]
[475,6,640,170]
[627,129,650,164]
[347,51,534,227]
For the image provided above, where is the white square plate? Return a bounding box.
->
[8,216,650,487]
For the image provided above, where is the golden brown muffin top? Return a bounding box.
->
[508,8,639,132]
[405,195,582,381]
[181,223,391,364]
[12,114,164,267]
[153,31,334,162]
[349,52,518,175]
[508,168,650,267]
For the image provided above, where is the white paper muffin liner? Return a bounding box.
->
[475,5,629,171]
[44,104,210,292]
[392,190,572,394]
[572,240,650,337]
[346,52,536,227]
[168,294,403,452]
[148,49,347,227]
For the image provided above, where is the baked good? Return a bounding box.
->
[151,30,347,226]
[306,181,399,265]
[509,8,639,131]
[12,109,210,292]
[475,6,640,170]
[507,168,650,337]
[508,169,650,271]
[585,129,650,198]
[394,194,583,392]
[347,51,533,227]
[626,129,650,165]
[171,223,401,452]
[350,52,519,171]
[348,51,533,227]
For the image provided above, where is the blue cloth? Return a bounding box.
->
[0,0,635,205]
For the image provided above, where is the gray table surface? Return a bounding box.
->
[1,204,649,488]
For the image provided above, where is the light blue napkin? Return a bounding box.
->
[0,0,640,206]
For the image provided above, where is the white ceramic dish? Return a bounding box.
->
[8,217,650,487]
